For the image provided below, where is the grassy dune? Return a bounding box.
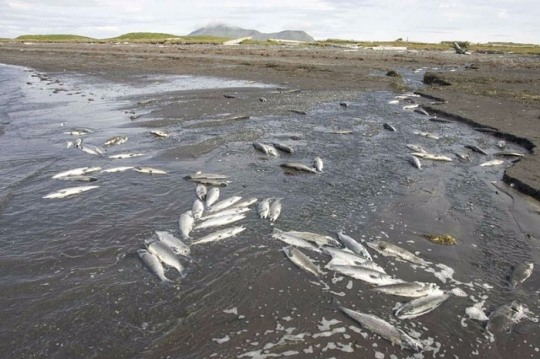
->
[15,34,95,42]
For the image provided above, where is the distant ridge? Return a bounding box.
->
[189,24,314,42]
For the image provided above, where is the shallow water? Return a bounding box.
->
[0,63,539,359]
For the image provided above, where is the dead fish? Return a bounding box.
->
[194,214,246,230]
[480,159,504,167]
[145,240,186,277]
[408,155,422,170]
[465,145,488,155]
[80,145,104,156]
[414,108,429,116]
[266,145,280,157]
[269,198,282,222]
[403,104,419,110]
[207,196,242,213]
[486,301,533,336]
[205,187,220,207]
[394,291,450,319]
[327,264,404,286]
[43,185,99,199]
[184,173,229,180]
[192,225,246,245]
[192,199,204,219]
[494,151,524,158]
[383,123,397,132]
[101,166,134,173]
[334,299,423,352]
[178,211,194,239]
[290,109,307,115]
[104,135,128,147]
[337,231,372,261]
[285,231,340,247]
[272,143,294,154]
[413,131,439,140]
[195,184,207,200]
[509,262,534,288]
[258,198,272,219]
[187,178,230,187]
[137,249,172,283]
[280,163,317,174]
[231,197,257,208]
[58,175,97,182]
[455,152,470,161]
[429,117,454,123]
[339,101,349,107]
[372,282,439,298]
[133,167,167,174]
[331,130,354,134]
[52,166,101,179]
[313,157,323,172]
[150,130,169,138]
[411,152,453,162]
[253,142,269,155]
[406,144,427,153]
[283,246,323,277]
[200,206,250,221]
[155,230,190,257]
[367,240,427,265]
[108,153,145,159]
[272,228,321,253]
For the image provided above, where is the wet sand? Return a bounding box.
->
[0,42,539,199]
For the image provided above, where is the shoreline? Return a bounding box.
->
[0,42,538,200]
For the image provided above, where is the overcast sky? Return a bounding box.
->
[1,0,538,44]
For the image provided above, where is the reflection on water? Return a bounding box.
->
[0,63,538,359]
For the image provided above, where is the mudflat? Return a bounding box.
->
[0,42,539,199]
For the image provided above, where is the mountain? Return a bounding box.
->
[189,24,314,42]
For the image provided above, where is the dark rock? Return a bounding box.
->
[423,72,451,86]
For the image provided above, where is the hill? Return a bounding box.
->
[189,24,314,42]
[15,34,95,42]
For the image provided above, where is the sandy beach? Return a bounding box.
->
[0,42,538,199]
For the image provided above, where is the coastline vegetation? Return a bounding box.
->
[5,32,540,54]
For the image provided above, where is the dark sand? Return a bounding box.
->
[0,42,539,199]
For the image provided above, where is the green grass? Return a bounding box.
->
[107,32,180,41]
[15,34,95,42]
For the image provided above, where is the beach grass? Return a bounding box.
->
[15,34,96,42]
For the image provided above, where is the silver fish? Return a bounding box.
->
[192,199,204,220]
[313,157,323,172]
[334,299,423,352]
[283,246,323,277]
[208,196,242,213]
[272,228,321,253]
[52,166,102,179]
[403,104,419,110]
[406,144,427,153]
[280,162,317,174]
[58,175,97,182]
[269,198,282,222]
[195,183,207,200]
[231,197,258,208]
[480,159,504,167]
[326,258,386,274]
[411,152,453,162]
[80,145,105,156]
[184,172,229,180]
[150,130,169,138]
[494,151,524,158]
[146,240,186,277]
[178,211,194,239]
[367,240,427,265]
[327,264,404,286]
[394,291,450,319]
[200,206,250,221]
[43,185,99,199]
[192,225,246,245]
[455,152,470,161]
[322,247,372,266]
[286,231,340,247]
[414,108,429,116]
[372,282,439,298]
[188,178,230,187]
[413,131,439,140]
[137,249,172,283]
[253,142,269,155]
[134,166,167,174]
[383,123,396,132]
[509,262,534,287]
[486,301,532,335]
[337,231,372,261]
[258,198,272,219]
[205,187,220,207]
[465,144,488,155]
[104,135,128,147]
[266,145,280,157]
[108,153,145,159]
[408,155,422,169]
[272,143,294,154]
[101,166,134,173]
[194,214,246,230]
[156,231,191,257]
[155,230,190,257]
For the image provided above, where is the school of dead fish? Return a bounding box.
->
[44,90,536,355]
